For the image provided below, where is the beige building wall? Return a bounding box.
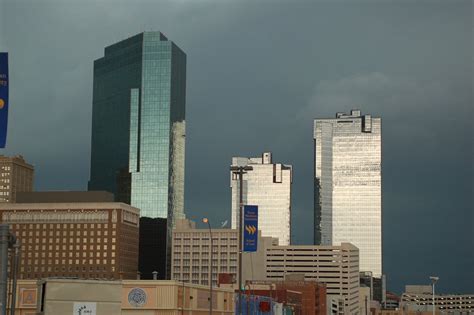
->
[359,286,371,315]
[265,243,360,315]
[10,279,234,315]
[172,220,276,287]
[122,280,234,314]
[0,155,34,203]
[38,279,122,315]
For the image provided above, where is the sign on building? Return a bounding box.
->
[0,53,8,148]
[73,302,97,315]
[243,205,258,252]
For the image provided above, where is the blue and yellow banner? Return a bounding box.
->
[0,53,9,148]
[243,205,258,252]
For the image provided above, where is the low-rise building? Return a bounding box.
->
[401,285,473,314]
[172,219,277,286]
[265,243,360,315]
[122,280,234,314]
[7,279,235,315]
[243,279,327,315]
[173,220,360,315]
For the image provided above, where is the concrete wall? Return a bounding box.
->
[122,280,234,314]
[24,279,235,315]
[40,279,122,315]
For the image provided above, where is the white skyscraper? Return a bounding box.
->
[231,152,292,245]
[314,110,382,277]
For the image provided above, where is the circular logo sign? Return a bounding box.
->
[128,288,147,307]
[0,99,4,109]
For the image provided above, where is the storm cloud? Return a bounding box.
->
[1,0,472,293]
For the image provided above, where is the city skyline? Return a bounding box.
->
[0,1,472,294]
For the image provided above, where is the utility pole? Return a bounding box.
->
[0,224,19,315]
[0,225,8,315]
[230,165,253,315]
[203,218,213,315]
[430,276,439,315]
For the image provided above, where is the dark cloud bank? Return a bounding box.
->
[1,0,472,293]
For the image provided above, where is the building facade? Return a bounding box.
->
[89,31,186,224]
[231,152,292,245]
[244,280,328,315]
[314,110,382,277]
[0,202,139,280]
[10,279,235,315]
[0,155,34,203]
[171,219,277,287]
[401,285,473,314]
[265,243,360,315]
[15,191,113,203]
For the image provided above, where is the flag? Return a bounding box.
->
[243,205,258,252]
[0,53,9,148]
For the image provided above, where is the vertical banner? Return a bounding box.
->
[0,53,9,148]
[243,205,258,252]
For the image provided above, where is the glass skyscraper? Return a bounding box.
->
[89,32,186,225]
[313,110,382,277]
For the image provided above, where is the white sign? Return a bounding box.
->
[73,302,97,315]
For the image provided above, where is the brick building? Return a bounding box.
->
[0,202,139,280]
[0,155,34,203]
[247,280,327,315]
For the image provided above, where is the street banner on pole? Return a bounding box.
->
[0,53,9,148]
[243,205,258,252]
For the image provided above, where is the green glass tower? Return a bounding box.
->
[89,32,186,225]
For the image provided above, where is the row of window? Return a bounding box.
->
[174,252,237,259]
[19,229,114,238]
[22,258,116,267]
[12,223,114,229]
[21,237,116,245]
[25,248,115,258]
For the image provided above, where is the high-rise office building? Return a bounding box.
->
[89,32,186,224]
[313,110,382,277]
[230,152,292,245]
[0,155,34,203]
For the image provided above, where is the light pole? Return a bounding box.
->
[230,165,253,315]
[430,276,439,315]
[203,218,213,315]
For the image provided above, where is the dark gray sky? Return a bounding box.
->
[1,0,472,294]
